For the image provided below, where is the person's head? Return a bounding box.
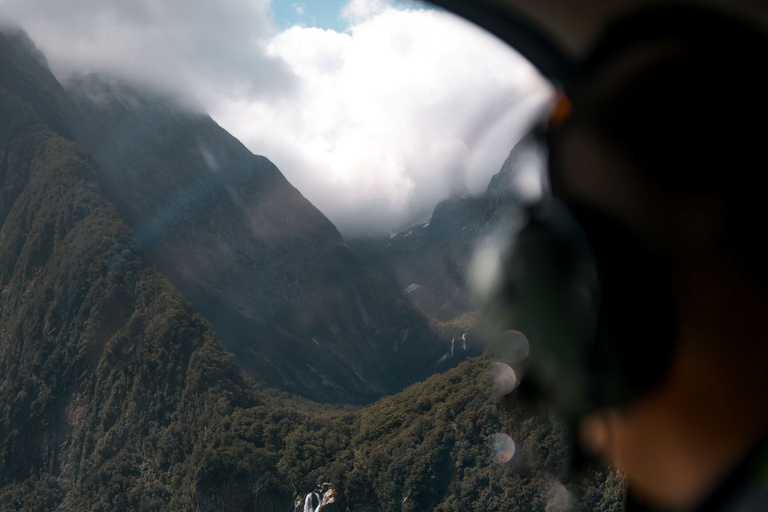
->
[494,5,768,509]
[553,6,768,280]
[546,6,768,508]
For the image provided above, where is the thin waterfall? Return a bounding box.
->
[303,491,322,512]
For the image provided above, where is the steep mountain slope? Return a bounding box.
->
[348,138,535,322]
[58,73,446,404]
[0,27,265,508]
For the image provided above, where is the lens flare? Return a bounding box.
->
[494,330,530,363]
[468,241,504,302]
[489,433,516,464]
[489,362,518,399]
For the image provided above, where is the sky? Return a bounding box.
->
[272,0,349,32]
[0,0,552,235]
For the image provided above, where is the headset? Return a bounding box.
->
[491,181,677,419]
[485,4,768,421]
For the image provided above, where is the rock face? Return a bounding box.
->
[347,138,536,322]
[52,71,447,404]
[292,485,343,512]
[292,485,330,510]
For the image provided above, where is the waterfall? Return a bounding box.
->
[303,491,321,512]
[462,333,467,350]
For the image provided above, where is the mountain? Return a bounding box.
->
[0,25,262,507]
[347,138,534,323]
[49,66,448,404]
[0,28,623,512]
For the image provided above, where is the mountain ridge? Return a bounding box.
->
[60,60,452,404]
[346,137,532,323]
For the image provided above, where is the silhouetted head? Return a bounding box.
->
[497,5,768,509]
[553,6,768,287]
[548,6,768,509]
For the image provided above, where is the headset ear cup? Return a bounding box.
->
[497,200,601,417]
[497,199,676,416]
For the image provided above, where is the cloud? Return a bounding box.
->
[213,3,552,234]
[0,0,297,106]
[0,0,551,235]
[293,3,306,15]
[342,0,388,22]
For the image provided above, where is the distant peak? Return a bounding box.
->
[0,23,52,72]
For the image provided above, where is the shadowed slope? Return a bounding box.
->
[65,73,447,404]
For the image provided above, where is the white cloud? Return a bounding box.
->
[213,3,552,234]
[292,2,305,15]
[0,0,296,106]
[342,0,388,23]
[0,0,552,235]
